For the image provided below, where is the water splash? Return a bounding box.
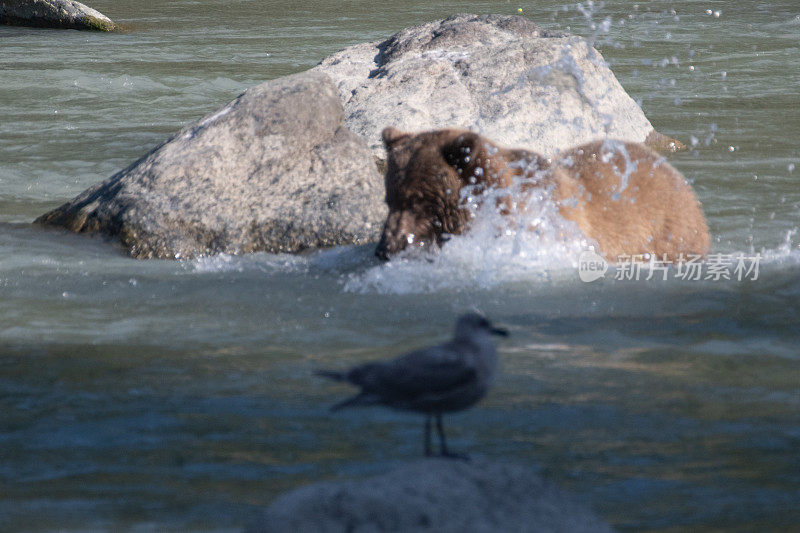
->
[599,139,638,197]
[344,176,591,294]
[575,0,612,50]
[188,244,373,275]
[190,251,306,274]
[522,45,616,134]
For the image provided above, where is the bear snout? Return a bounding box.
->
[376,210,407,260]
[375,210,436,261]
[375,231,397,261]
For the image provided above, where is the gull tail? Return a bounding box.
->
[330,392,375,412]
[316,370,377,411]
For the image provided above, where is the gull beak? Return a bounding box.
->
[490,327,509,337]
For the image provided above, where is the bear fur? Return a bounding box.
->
[376,127,710,262]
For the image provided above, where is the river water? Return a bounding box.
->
[1,1,799,531]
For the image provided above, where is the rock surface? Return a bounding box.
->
[250,459,613,533]
[314,13,658,160]
[0,0,117,31]
[36,71,385,259]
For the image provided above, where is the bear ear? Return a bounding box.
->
[382,127,409,147]
[441,131,482,169]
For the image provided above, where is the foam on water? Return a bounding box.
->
[182,231,800,294]
[759,229,800,265]
[345,181,592,294]
[186,194,800,296]
[188,242,374,275]
[190,251,308,274]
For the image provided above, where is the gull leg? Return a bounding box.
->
[424,414,432,457]
[435,413,469,461]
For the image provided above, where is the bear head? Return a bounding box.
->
[375,127,540,260]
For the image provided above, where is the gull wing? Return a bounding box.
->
[349,342,476,399]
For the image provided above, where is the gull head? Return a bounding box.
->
[454,313,509,340]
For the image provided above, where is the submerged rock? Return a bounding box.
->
[315,13,668,160]
[36,71,385,259]
[250,459,613,533]
[0,0,118,31]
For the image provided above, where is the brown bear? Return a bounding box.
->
[375,127,710,262]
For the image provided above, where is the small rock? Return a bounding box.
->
[0,0,118,31]
[250,459,613,533]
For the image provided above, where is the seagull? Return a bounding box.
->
[317,313,508,459]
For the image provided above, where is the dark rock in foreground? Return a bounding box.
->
[0,0,118,31]
[250,459,613,533]
[36,71,385,259]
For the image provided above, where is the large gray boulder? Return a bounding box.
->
[251,459,613,533]
[315,13,677,159]
[36,71,385,259]
[0,0,117,31]
[37,14,680,259]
